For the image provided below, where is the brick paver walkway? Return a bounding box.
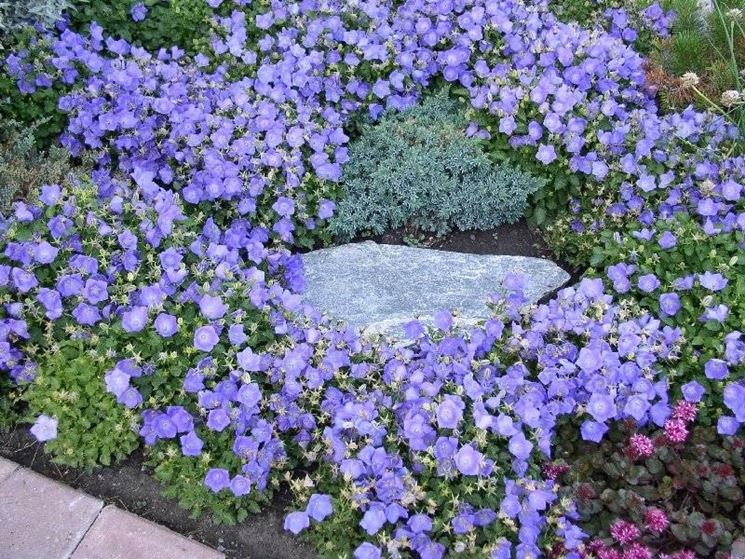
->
[0,457,225,559]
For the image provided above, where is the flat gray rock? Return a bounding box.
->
[301,242,570,338]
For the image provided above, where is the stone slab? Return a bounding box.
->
[301,241,570,337]
[71,505,225,559]
[0,457,18,485]
[0,467,103,559]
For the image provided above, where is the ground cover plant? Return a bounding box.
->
[1,0,744,558]
[560,405,744,557]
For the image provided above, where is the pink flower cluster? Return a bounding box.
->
[581,502,698,559]
[643,508,669,534]
[626,433,655,460]
[627,401,698,457]
[663,401,698,443]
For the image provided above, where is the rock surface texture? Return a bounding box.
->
[301,242,570,337]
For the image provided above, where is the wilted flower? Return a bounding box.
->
[680,72,700,87]
[721,89,742,107]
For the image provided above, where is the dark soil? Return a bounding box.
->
[0,427,316,559]
[373,220,554,259]
[0,219,579,559]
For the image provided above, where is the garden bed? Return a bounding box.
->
[1,0,744,557]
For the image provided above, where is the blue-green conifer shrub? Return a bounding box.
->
[330,90,546,240]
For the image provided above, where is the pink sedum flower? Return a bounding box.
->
[664,418,689,443]
[644,507,668,534]
[609,519,640,544]
[622,543,652,559]
[627,434,655,460]
[597,548,622,559]
[672,401,697,423]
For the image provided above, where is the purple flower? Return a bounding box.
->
[433,310,453,331]
[658,231,677,249]
[131,2,148,22]
[623,396,650,421]
[122,306,148,332]
[359,506,386,535]
[199,294,227,320]
[105,367,130,397]
[284,511,310,535]
[659,293,680,316]
[119,388,143,409]
[508,433,533,461]
[180,431,204,456]
[12,268,38,293]
[580,420,608,442]
[57,274,83,297]
[230,475,251,497]
[492,541,512,559]
[576,347,602,372]
[318,200,335,219]
[237,347,263,371]
[30,414,57,442]
[33,242,58,264]
[586,393,617,423]
[454,444,483,476]
[536,144,557,164]
[204,468,230,493]
[236,383,261,408]
[154,313,178,337]
[723,383,745,420]
[433,436,458,464]
[194,325,219,352]
[698,271,728,292]
[306,493,333,522]
[403,413,434,451]
[436,395,464,429]
[72,303,101,325]
[272,196,295,217]
[155,415,177,439]
[39,185,61,206]
[494,414,518,436]
[408,514,433,533]
[681,381,705,402]
[207,408,230,431]
[228,324,247,345]
[638,274,661,293]
[83,278,108,304]
[705,358,729,380]
[702,304,729,322]
[452,513,474,534]
[354,543,382,559]
[37,288,62,320]
[500,494,521,518]
[717,416,740,436]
